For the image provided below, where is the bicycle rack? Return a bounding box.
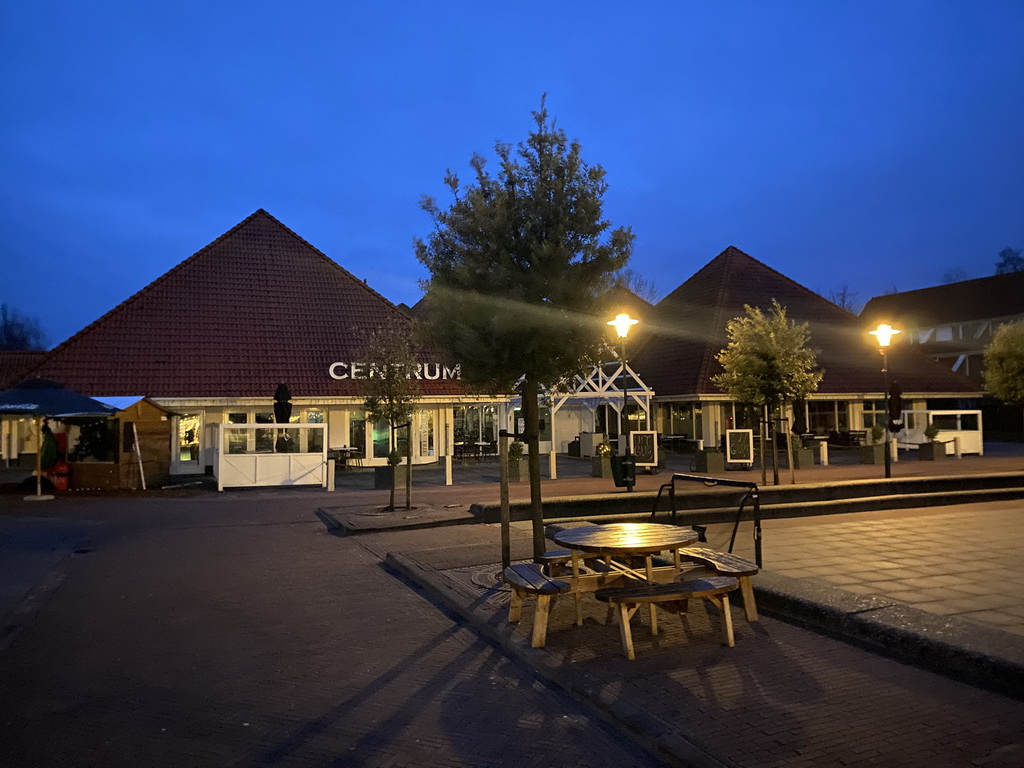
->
[650,473,762,567]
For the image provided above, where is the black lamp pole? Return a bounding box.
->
[882,348,892,479]
[622,335,633,493]
[608,313,639,493]
[871,323,900,480]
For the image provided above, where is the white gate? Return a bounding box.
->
[214,423,327,491]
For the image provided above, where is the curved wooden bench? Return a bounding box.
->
[595,576,739,660]
[504,563,571,648]
[678,547,760,623]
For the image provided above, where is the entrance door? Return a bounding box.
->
[171,413,202,475]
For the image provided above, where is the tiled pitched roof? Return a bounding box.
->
[861,270,1024,327]
[633,247,979,398]
[0,350,48,389]
[33,210,465,399]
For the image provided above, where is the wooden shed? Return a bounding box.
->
[69,397,172,491]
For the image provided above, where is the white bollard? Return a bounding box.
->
[954,436,961,460]
[327,459,335,492]
[819,440,829,467]
[890,437,898,463]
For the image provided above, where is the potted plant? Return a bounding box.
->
[374,448,407,490]
[507,441,528,483]
[860,423,886,465]
[791,434,815,469]
[695,446,725,474]
[918,422,947,461]
[591,442,613,478]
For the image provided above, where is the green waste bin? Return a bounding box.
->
[610,454,636,489]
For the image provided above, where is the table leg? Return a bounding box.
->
[645,555,658,635]
[572,550,583,626]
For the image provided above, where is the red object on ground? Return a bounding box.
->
[51,461,70,492]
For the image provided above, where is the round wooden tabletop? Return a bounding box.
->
[552,523,699,556]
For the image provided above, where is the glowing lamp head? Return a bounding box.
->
[870,323,901,348]
[608,313,639,339]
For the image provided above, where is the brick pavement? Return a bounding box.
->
[704,499,1024,636]
[0,497,664,768]
[380,513,1024,768]
[3,452,1024,768]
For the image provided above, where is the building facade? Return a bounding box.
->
[634,247,982,450]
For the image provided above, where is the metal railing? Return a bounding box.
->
[650,473,762,566]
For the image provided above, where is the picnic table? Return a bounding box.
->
[552,522,700,632]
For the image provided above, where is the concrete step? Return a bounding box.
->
[470,472,1024,525]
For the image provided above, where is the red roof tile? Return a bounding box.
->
[633,247,980,398]
[0,350,48,389]
[32,210,465,399]
[861,270,1024,327]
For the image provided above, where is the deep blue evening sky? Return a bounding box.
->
[3,1,1023,347]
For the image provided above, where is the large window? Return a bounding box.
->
[349,411,366,457]
[807,401,848,435]
[176,413,201,464]
[255,412,275,452]
[227,412,248,454]
[862,400,885,429]
[305,409,324,452]
[372,418,391,459]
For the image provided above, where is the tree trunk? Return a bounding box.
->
[405,426,412,511]
[388,421,396,511]
[785,403,796,485]
[769,403,780,486]
[499,432,511,570]
[522,376,545,561]
[760,405,767,485]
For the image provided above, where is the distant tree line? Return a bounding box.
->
[0,303,47,350]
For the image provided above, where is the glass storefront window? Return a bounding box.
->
[862,400,885,429]
[350,411,366,457]
[227,413,248,453]
[305,409,324,452]
[419,412,435,457]
[807,401,849,435]
[255,412,274,452]
[177,413,201,464]
[372,418,390,459]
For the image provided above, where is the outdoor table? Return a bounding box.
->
[552,522,700,632]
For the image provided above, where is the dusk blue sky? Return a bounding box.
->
[3,1,1023,347]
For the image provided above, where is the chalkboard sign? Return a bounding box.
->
[630,430,658,468]
[726,429,754,465]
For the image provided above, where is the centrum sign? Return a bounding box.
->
[328,362,461,381]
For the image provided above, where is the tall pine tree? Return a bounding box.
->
[415,98,633,557]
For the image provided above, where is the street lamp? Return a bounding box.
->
[869,323,901,479]
[608,313,639,492]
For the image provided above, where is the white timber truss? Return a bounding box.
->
[508,346,654,479]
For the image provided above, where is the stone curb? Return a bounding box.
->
[754,571,1024,701]
[385,551,735,768]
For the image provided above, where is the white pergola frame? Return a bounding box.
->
[509,347,654,479]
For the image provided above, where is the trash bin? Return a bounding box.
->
[610,454,636,489]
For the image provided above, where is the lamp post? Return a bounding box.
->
[608,313,639,492]
[869,323,901,479]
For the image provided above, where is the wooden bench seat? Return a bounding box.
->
[678,547,760,622]
[595,576,739,660]
[504,563,571,648]
[541,521,600,576]
[538,548,606,577]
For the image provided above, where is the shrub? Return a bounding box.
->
[508,441,525,461]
